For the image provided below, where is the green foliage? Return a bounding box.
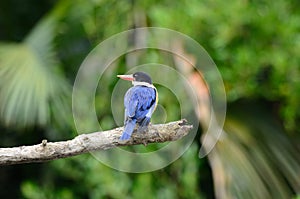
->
[21,180,74,199]
[294,195,300,199]
[149,0,300,133]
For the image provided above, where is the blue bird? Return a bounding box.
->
[117,72,158,140]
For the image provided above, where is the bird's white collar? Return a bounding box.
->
[132,81,155,88]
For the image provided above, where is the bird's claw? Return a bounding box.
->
[138,126,148,133]
[140,117,150,127]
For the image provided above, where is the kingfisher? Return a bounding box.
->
[117,72,158,140]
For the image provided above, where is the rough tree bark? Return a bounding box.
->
[0,119,192,166]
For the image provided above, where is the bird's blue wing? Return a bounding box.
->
[124,86,156,120]
[124,88,138,118]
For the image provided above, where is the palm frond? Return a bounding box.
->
[0,16,71,128]
[209,103,300,199]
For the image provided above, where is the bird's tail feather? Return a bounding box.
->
[120,119,136,140]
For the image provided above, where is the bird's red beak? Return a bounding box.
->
[117,74,134,81]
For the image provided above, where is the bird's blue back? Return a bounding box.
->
[124,86,156,121]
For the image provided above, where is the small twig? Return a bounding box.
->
[0,119,192,166]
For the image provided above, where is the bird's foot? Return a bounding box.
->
[138,117,151,133]
[140,117,150,127]
[138,126,148,133]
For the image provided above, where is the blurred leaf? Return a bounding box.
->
[209,101,300,199]
[0,16,71,128]
[21,181,46,199]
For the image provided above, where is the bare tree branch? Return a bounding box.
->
[0,119,192,166]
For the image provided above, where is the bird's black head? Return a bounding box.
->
[133,72,152,84]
